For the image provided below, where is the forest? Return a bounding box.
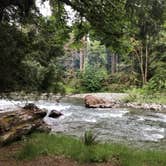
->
[0,0,165,98]
[0,0,166,166]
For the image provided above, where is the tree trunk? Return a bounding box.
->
[116,54,119,72]
[79,36,87,72]
[134,46,145,85]
[0,8,4,22]
[140,47,145,85]
[79,48,85,71]
[106,46,117,74]
[111,53,117,74]
[106,46,112,74]
[144,42,148,84]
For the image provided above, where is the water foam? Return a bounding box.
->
[143,126,165,142]
[96,110,129,118]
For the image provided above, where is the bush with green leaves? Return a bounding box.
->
[144,69,166,93]
[124,88,166,104]
[108,72,140,86]
[80,66,107,92]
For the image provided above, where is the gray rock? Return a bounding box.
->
[49,110,63,118]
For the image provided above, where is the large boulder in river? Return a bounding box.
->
[49,110,63,118]
[0,104,49,146]
[84,95,115,108]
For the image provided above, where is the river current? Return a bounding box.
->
[0,98,166,150]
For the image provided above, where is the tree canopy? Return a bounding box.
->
[0,0,165,93]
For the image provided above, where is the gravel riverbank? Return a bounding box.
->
[69,93,128,102]
[69,93,166,112]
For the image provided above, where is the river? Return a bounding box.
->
[0,98,166,150]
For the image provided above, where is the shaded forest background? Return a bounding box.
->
[0,0,165,95]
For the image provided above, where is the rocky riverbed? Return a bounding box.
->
[0,96,166,150]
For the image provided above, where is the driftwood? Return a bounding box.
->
[0,104,48,145]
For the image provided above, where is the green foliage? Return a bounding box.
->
[123,88,145,103]
[104,84,133,93]
[108,72,140,86]
[145,76,166,93]
[126,0,166,85]
[0,23,28,92]
[144,64,166,93]
[87,40,107,67]
[63,79,83,94]
[72,21,90,43]
[82,130,98,146]
[0,0,35,22]
[124,88,166,104]
[80,66,107,92]
[0,0,166,93]
[101,72,139,93]
[17,133,111,163]
[0,4,70,93]
[17,133,166,166]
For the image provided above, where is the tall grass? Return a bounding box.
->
[82,130,98,146]
[17,133,166,166]
[124,88,166,104]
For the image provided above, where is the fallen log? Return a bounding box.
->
[0,104,48,146]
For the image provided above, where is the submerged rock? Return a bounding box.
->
[49,110,63,118]
[0,104,49,146]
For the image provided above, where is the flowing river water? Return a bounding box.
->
[0,98,166,150]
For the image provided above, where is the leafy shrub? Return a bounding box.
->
[52,82,66,95]
[124,88,166,104]
[64,77,83,94]
[80,66,107,92]
[108,72,140,86]
[104,83,135,93]
[123,88,144,103]
[144,71,166,93]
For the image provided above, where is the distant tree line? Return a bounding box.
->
[0,0,165,93]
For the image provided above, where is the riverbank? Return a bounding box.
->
[69,93,166,112]
[0,142,114,166]
[0,94,166,165]
[69,93,128,102]
[1,92,165,112]
[0,132,166,166]
[0,141,114,166]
